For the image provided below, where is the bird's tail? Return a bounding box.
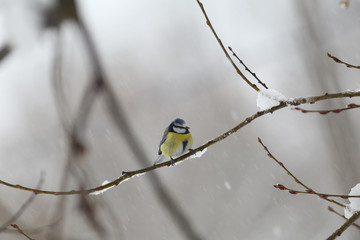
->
[154,154,166,165]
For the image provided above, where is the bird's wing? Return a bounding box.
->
[158,127,169,155]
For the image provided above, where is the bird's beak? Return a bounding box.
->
[185,126,190,130]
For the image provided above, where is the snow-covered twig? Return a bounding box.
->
[0,91,360,195]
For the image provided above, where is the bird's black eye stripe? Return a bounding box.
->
[174,124,190,129]
[173,124,189,129]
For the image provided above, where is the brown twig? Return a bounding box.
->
[293,103,360,115]
[195,0,259,92]
[5,218,61,236]
[274,184,360,200]
[328,206,360,230]
[258,138,345,208]
[0,173,45,232]
[10,224,34,240]
[327,52,360,69]
[327,211,360,240]
[228,46,268,89]
[0,90,360,196]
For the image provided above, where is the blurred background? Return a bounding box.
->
[0,0,359,239]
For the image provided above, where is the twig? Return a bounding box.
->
[195,0,259,92]
[328,206,360,230]
[258,138,345,208]
[326,211,360,240]
[0,90,360,196]
[327,52,360,69]
[273,184,360,200]
[293,103,360,115]
[228,46,268,89]
[0,173,45,232]
[10,224,34,240]
[5,218,61,235]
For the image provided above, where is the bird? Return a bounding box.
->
[154,118,193,166]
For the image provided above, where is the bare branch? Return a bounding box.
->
[0,173,45,232]
[293,103,360,115]
[328,206,360,230]
[327,211,360,240]
[327,52,360,69]
[273,184,360,200]
[0,91,359,196]
[10,224,34,240]
[195,0,260,92]
[228,46,268,89]
[258,137,345,208]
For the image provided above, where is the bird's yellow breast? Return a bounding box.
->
[160,132,193,157]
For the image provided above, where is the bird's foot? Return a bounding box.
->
[170,158,175,166]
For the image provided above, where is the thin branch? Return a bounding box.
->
[273,184,360,200]
[5,219,61,235]
[285,91,360,105]
[195,0,260,92]
[328,206,360,230]
[0,91,359,195]
[327,52,360,69]
[293,103,360,115]
[10,224,34,240]
[258,138,345,208]
[0,173,45,232]
[228,46,268,89]
[327,211,360,240]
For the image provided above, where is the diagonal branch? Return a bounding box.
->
[0,173,45,232]
[328,206,360,230]
[228,46,268,89]
[258,138,345,208]
[0,91,360,196]
[10,224,34,240]
[327,52,360,69]
[326,211,360,240]
[195,0,260,92]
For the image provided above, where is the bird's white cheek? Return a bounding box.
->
[173,127,186,134]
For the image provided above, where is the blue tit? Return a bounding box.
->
[154,118,193,166]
